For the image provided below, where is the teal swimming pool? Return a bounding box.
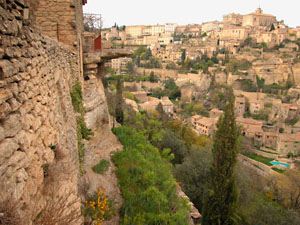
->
[270,161,290,168]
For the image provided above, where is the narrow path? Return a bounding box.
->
[83,123,123,225]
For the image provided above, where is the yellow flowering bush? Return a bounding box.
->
[84,188,114,225]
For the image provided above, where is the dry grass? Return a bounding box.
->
[34,156,82,225]
[0,200,21,225]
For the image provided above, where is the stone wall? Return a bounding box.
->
[239,155,277,176]
[0,1,82,224]
[29,0,85,52]
[253,148,279,159]
[252,58,293,85]
[292,63,300,85]
[135,67,178,80]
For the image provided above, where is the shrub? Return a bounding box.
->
[84,188,115,225]
[123,91,135,100]
[70,80,84,115]
[272,168,285,173]
[92,159,110,174]
[70,81,93,175]
[113,126,190,225]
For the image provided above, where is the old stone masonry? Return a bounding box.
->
[0,0,84,224]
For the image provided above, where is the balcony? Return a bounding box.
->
[83,49,133,65]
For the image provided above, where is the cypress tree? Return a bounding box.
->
[156,102,168,125]
[202,87,239,225]
[115,77,124,125]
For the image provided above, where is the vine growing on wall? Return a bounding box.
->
[70,80,93,175]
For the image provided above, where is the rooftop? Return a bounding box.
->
[279,133,300,142]
[197,117,217,126]
[236,117,264,126]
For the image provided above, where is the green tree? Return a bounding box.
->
[149,71,156,83]
[181,49,186,65]
[113,126,189,225]
[115,78,124,125]
[202,88,240,225]
[160,129,188,164]
[146,48,152,59]
[126,62,135,74]
[156,102,168,125]
[174,147,212,210]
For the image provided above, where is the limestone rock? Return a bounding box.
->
[0,87,13,104]
[0,138,19,160]
[0,102,12,119]
[0,59,19,78]
[3,113,22,137]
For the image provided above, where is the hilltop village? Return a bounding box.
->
[1,1,300,224]
[101,8,300,172]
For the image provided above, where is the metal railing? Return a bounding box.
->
[83,13,103,34]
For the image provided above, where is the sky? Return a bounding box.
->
[83,0,300,28]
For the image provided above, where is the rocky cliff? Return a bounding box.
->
[0,1,82,224]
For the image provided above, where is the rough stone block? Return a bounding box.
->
[17,92,28,103]
[3,113,22,137]
[9,82,19,97]
[85,63,98,69]
[0,87,13,104]
[12,9,22,20]
[0,126,4,142]
[0,138,19,160]
[15,0,26,7]
[0,47,4,59]
[0,102,12,119]
[23,8,29,20]
[8,151,27,168]
[22,113,34,130]
[8,98,21,111]
[15,130,33,149]
[0,59,19,78]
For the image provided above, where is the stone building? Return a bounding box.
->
[277,133,300,155]
[235,96,246,117]
[246,126,265,146]
[223,13,243,27]
[242,8,276,28]
[249,99,264,115]
[152,24,165,35]
[184,24,202,37]
[257,32,277,48]
[165,23,178,34]
[236,118,264,133]
[201,21,223,33]
[132,91,148,103]
[209,108,224,119]
[221,26,250,41]
[30,0,87,52]
[138,96,174,115]
[175,25,187,34]
[125,25,146,37]
[111,57,132,74]
[264,132,278,149]
[161,96,174,115]
[191,116,218,137]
